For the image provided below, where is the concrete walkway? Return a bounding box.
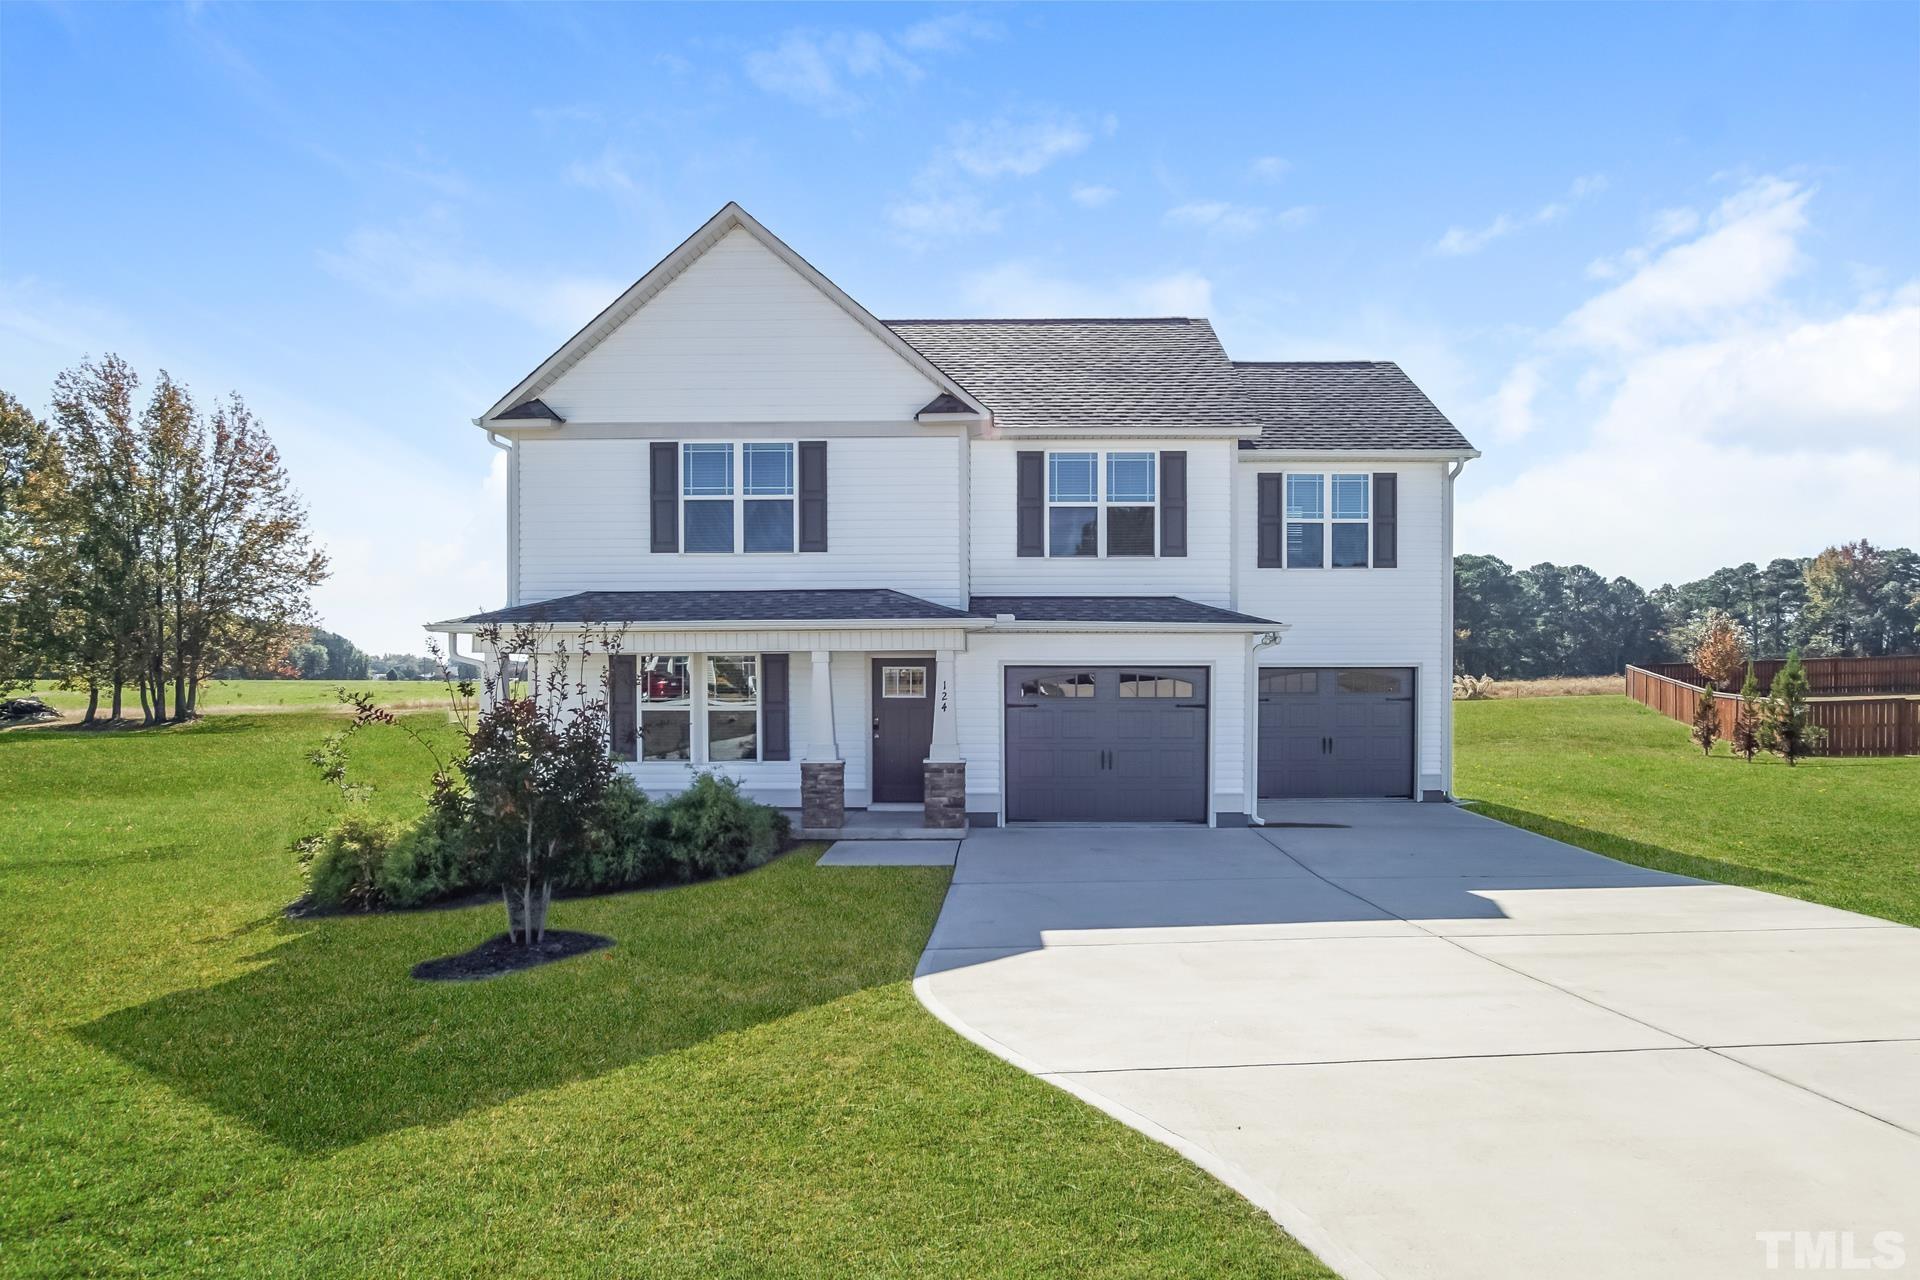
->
[914,804,1920,1280]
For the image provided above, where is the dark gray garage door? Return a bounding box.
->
[1005,667,1208,822]
[1258,667,1414,799]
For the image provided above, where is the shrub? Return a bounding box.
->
[378,812,486,908]
[661,773,789,880]
[570,774,673,891]
[1765,650,1826,766]
[1691,682,1720,756]
[306,812,405,910]
[1730,663,1763,762]
[1452,674,1495,701]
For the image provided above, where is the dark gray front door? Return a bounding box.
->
[1258,667,1414,799]
[872,659,933,803]
[1005,667,1208,822]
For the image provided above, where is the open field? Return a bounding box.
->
[0,714,1326,1278]
[1462,675,1624,698]
[1456,695,1920,928]
[19,678,457,716]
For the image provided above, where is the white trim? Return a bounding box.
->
[1281,471,1374,570]
[477,202,988,426]
[1239,447,1481,462]
[679,440,801,556]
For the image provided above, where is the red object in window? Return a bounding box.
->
[647,672,685,700]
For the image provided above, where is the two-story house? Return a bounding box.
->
[435,203,1477,831]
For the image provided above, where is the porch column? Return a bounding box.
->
[923,648,965,829]
[800,649,844,831]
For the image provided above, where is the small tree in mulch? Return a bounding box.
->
[1764,650,1824,767]
[1691,681,1721,756]
[1690,613,1748,690]
[1729,663,1763,762]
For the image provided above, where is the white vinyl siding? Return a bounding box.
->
[517,434,965,606]
[972,437,1233,602]
[1235,459,1454,793]
[535,228,941,423]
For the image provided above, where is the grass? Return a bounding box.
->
[21,678,457,716]
[0,714,1326,1278]
[1457,695,1920,928]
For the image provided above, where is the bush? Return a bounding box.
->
[569,774,673,891]
[661,773,789,880]
[378,812,486,908]
[306,812,405,910]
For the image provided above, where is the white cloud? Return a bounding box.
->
[1461,176,1920,584]
[1071,183,1118,208]
[887,109,1099,244]
[898,12,1002,52]
[1249,155,1291,183]
[1562,177,1809,350]
[959,261,1213,317]
[1435,174,1608,256]
[744,29,920,114]
[1165,200,1311,236]
[948,115,1091,178]
[319,221,618,333]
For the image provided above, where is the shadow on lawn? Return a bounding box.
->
[78,854,935,1155]
[1464,800,1813,892]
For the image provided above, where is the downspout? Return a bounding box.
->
[1440,457,1469,801]
[481,427,518,606]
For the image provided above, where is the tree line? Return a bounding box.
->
[0,356,328,723]
[1455,541,1920,679]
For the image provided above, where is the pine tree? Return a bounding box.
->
[1767,650,1819,766]
[1691,681,1720,756]
[1730,663,1762,762]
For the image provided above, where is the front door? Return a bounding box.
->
[871,659,934,803]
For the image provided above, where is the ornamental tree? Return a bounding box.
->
[1691,682,1720,756]
[1730,663,1763,762]
[1765,650,1822,767]
[1690,612,1748,690]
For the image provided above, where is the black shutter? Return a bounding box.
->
[1159,450,1187,557]
[1373,472,1397,568]
[760,653,790,760]
[1257,472,1284,568]
[609,655,637,761]
[1016,450,1044,557]
[649,442,678,553]
[798,441,828,552]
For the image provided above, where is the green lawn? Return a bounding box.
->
[0,714,1326,1278]
[1457,695,1920,928]
[24,678,457,715]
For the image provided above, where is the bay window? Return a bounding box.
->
[682,442,797,554]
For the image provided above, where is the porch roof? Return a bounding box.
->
[436,588,979,629]
[968,595,1277,628]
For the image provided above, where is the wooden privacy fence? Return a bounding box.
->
[1641,655,1920,696]
[1625,665,1919,757]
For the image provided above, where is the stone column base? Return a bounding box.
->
[801,760,845,830]
[923,761,965,829]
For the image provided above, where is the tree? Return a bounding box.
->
[1803,541,1888,655]
[1689,613,1748,689]
[1691,681,1720,756]
[0,392,73,696]
[1765,650,1820,766]
[1730,663,1762,762]
[292,643,330,678]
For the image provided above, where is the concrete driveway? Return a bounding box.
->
[914,804,1920,1279]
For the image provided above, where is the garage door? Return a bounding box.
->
[1005,667,1208,822]
[1258,667,1414,799]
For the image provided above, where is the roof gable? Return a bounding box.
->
[479,203,986,426]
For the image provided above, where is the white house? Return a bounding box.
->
[435,203,1478,831]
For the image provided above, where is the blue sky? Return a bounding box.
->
[4,2,1916,651]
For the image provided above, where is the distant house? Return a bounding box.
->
[436,203,1477,829]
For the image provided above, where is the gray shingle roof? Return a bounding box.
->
[451,589,974,626]
[886,318,1258,434]
[1233,361,1474,452]
[916,392,976,417]
[968,595,1276,626]
[495,397,564,422]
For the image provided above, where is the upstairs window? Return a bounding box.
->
[682,442,797,554]
[1286,473,1371,568]
[1047,450,1158,558]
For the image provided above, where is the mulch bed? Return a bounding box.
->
[411,930,614,982]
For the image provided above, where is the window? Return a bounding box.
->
[1047,450,1158,557]
[881,666,926,698]
[1285,473,1370,568]
[1048,452,1098,557]
[1259,670,1318,696]
[1337,669,1405,695]
[639,655,692,761]
[682,442,797,554]
[706,655,758,762]
[1019,673,1096,698]
[1118,672,1194,698]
